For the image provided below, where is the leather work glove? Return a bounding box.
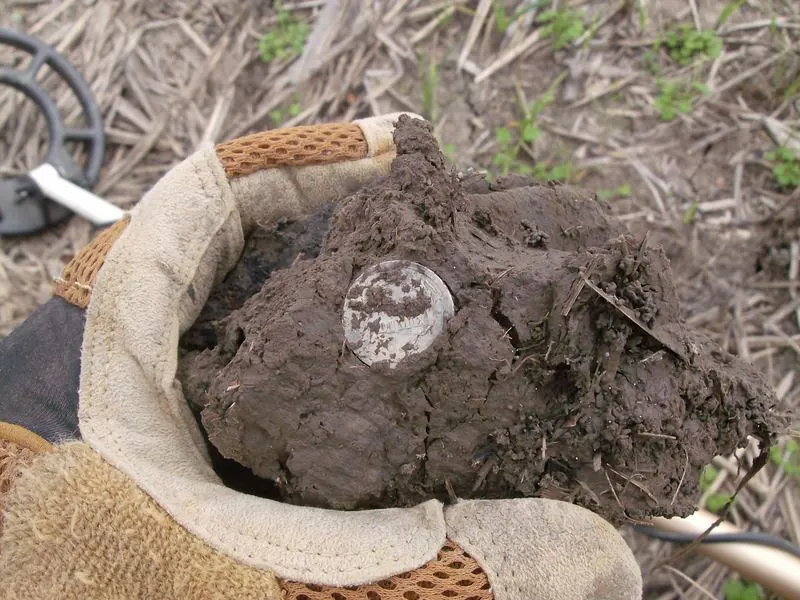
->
[0,114,642,600]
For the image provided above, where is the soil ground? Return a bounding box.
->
[1,1,798,598]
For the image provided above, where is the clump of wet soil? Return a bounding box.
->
[178,116,782,524]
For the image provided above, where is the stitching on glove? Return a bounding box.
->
[216,123,368,178]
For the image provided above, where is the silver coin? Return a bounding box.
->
[342,260,455,368]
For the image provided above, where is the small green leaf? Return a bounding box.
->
[515,163,533,176]
[421,59,439,122]
[616,183,632,198]
[770,439,800,478]
[269,109,284,125]
[766,146,800,190]
[723,578,764,600]
[259,6,309,63]
[521,122,540,143]
[494,1,510,34]
[683,200,700,224]
[662,25,722,65]
[495,127,514,146]
[693,82,711,95]
[550,163,572,181]
[706,492,733,514]
[699,464,718,491]
[288,102,302,118]
[770,444,785,466]
[537,9,585,50]
[537,10,557,23]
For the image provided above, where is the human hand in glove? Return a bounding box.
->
[0,114,642,600]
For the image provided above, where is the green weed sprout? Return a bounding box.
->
[770,438,800,477]
[421,60,439,122]
[723,579,764,600]
[537,9,585,50]
[664,25,722,65]
[494,1,511,34]
[259,6,309,63]
[269,100,303,127]
[653,79,709,120]
[765,146,800,190]
[597,184,632,201]
[534,161,573,182]
[698,464,734,514]
[492,86,558,176]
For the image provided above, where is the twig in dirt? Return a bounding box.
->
[573,1,626,46]
[511,354,538,375]
[470,455,498,495]
[762,116,800,152]
[697,49,793,107]
[639,350,666,364]
[687,0,703,31]
[607,467,659,504]
[410,5,456,46]
[790,241,800,330]
[375,29,412,59]
[733,162,745,221]
[568,75,638,109]
[489,267,515,285]
[408,0,468,21]
[664,566,718,600]
[382,0,413,26]
[576,480,602,506]
[765,298,800,331]
[624,154,668,218]
[458,0,492,70]
[631,231,649,276]
[199,90,234,146]
[780,492,800,547]
[720,18,800,34]
[637,432,678,441]
[475,30,544,84]
[580,273,689,362]
[603,469,634,522]
[561,256,600,317]
[764,325,800,357]
[444,478,459,504]
[671,446,689,506]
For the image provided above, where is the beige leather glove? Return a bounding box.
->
[0,114,641,600]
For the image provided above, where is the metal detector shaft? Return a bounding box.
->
[28,164,124,226]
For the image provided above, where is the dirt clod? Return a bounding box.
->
[179,116,782,524]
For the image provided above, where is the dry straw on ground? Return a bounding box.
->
[1,1,798,598]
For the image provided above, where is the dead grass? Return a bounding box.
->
[1,0,798,597]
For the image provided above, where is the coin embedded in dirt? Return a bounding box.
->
[342,260,455,367]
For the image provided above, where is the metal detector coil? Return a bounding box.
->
[0,27,122,235]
